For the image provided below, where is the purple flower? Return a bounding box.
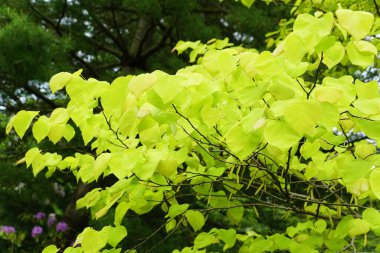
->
[56,221,68,232]
[0,226,16,234]
[31,226,43,238]
[47,213,57,227]
[35,212,46,220]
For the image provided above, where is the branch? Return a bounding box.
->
[30,3,101,77]
[142,25,172,59]
[284,148,292,197]
[23,83,57,108]
[129,15,152,58]
[374,0,380,17]
[56,0,67,28]
[100,110,129,149]
[307,52,324,99]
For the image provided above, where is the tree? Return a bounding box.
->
[0,0,289,113]
[0,1,291,250]
[6,1,380,253]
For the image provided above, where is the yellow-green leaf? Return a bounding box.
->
[101,226,127,248]
[264,120,301,150]
[241,0,255,8]
[185,210,205,232]
[81,228,107,253]
[109,150,143,179]
[348,219,371,237]
[32,115,51,143]
[370,168,380,200]
[336,9,374,40]
[94,153,111,179]
[284,101,320,135]
[355,80,379,99]
[314,86,343,104]
[128,73,156,97]
[63,124,75,142]
[322,41,345,68]
[167,204,189,219]
[25,147,41,168]
[48,123,66,144]
[49,72,72,93]
[42,245,59,253]
[346,41,377,68]
[12,110,39,139]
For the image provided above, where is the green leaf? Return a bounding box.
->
[348,219,371,237]
[32,115,50,143]
[102,226,127,248]
[218,229,236,250]
[241,0,255,8]
[49,72,72,93]
[101,76,130,117]
[268,82,295,100]
[166,219,177,232]
[336,9,374,40]
[63,124,75,142]
[313,220,327,233]
[32,153,47,176]
[322,41,345,68]
[42,245,59,253]
[225,123,259,160]
[200,104,221,127]
[12,110,39,139]
[157,158,178,177]
[355,119,380,141]
[25,147,40,168]
[293,12,333,50]
[94,153,111,179]
[264,120,301,150]
[314,87,343,103]
[334,215,353,239]
[5,116,14,135]
[209,191,228,208]
[63,247,83,253]
[109,150,143,179]
[167,204,189,219]
[248,238,274,253]
[363,208,380,235]
[114,202,130,226]
[134,149,160,180]
[152,75,184,104]
[81,228,107,253]
[355,80,379,99]
[50,108,69,124]
[370,168,380,200]
[234,84,267,106]
[48,123,66,144]
[185,210,205,232]
[283,33,307,62]
[227,201,244,225]
[284,100,320,135]
[139,123,161,147]
[128,73,157,97]
[346,41,377,68]
[194,232,216,249]
[318,102,339,130]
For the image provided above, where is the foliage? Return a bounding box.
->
[6,0,380,253]
[0,1,291,252]
[0,0,290,112]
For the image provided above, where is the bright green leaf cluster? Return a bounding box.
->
[9,5,380,253]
